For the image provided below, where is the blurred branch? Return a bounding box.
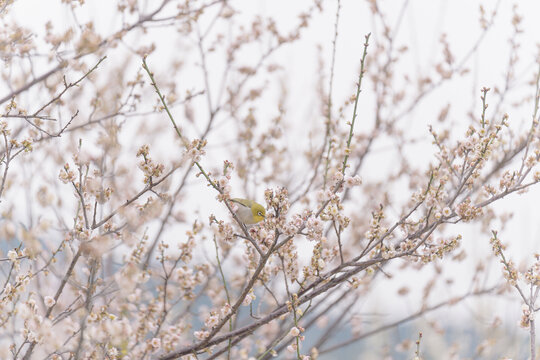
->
[318,285,498,355]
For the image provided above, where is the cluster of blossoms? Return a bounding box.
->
[249,226,272,249]
[184,139,206,163]
[344,174,362,188]
[287,325,307,357]
[489,231,506,257]
[215,160,234,201]
[212,218,235,247]
[423,97,514,231]
[85,174,113,204]
[489,233,518,286]
[76,24,102,54]
[80,233,114,258]
[203,311,220,329]
[0,272,30,332]
[320,197,350,228]
[284,294,312,359]
[13,299,59,353]
[303,240,338,282]
[5,247,27,269]
[174,265,206,300]
[381,242,397,260]
[0,116,33,153]
[115,262,150,298]
[193,329,209,341]
[459,123,500,167]
[178,225,198,263]
[364,207,387,243]
[305,216,323,242]
[499,170,518,191]
[518,255,540,330]
[283,211,310,236]
[242,288,256,306]
[265,187,291,218]
[328,171,344,192]
[1,272,31,305]
[304,242,326,278]
[160,324,186,353]
[278,238,300,282]
[454,93,506,168]
[455,198,483,222]
[194,292,252,341]
[489,231,540,331]
[419,235,462,263]
[520,304,534,329]
[58,162,76,184]
[523,254,540,285]
[137,144,165,184]
[434,206,453,220]
[83,312,141,358]
[315,188,334,203]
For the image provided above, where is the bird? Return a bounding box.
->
[230,198,266,225]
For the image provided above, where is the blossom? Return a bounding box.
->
[18,302,35,320]
[194,330,210,340]
[242,289,256,306]
[151,337,161,349]
[220,303,232,317]
[344,175,362,187]
[7,249,17,261]
[218,176,229,188]
[204,313,220,328]
[442,207,452,217]
[289,327,300,337]
[44,296,56,308]
[316,189,332,202]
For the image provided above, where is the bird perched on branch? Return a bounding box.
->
[230,198,266,225]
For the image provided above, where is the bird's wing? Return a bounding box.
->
[231,198,252,208]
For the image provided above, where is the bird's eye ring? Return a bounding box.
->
[258,211,263,216]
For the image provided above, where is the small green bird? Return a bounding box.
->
[230,198,266,224]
